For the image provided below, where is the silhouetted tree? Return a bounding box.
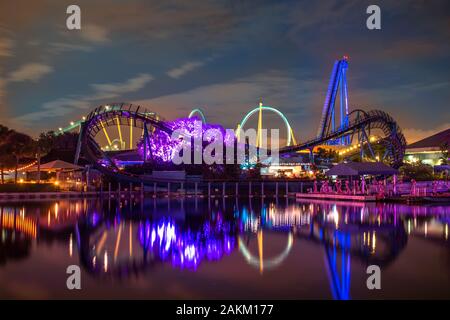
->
[440,142,449,165]
[8,132,35,183]
[0,125,15,183]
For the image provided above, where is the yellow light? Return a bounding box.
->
[257,230,264,274]
[289,127,297,146]
[114,225,122,261]
[82,116,86,121]
[104,251,108,273]
[235,123,241,141]
[115,116,123,148]
[129,118,133,149]
[96,231,108,255]
[100,120,112,146]
[19,179,24,183]
[257,100,263,148]
[70,121,74,126]
[372,231,376,253]
[54,181,59,186]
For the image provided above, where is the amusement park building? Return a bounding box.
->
[405,128,450,166]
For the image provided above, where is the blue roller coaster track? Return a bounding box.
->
[317,56,350,145]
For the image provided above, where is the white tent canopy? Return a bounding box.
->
[26,160,82,172]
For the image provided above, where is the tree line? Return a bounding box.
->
[0,125,78,183]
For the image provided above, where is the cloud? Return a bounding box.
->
[48,42,93,55]
[167,61,205,79]
[91,73,153,97]
[0,77,6,112]
[133,70,320,138]
[0,37,14,57]
[8,63,53,82]
[10,73,154,128]
[0,78,5,98]
[80,24,109,44]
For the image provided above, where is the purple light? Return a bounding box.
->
[137,117,235,163]
[138,218,236,270]
[90,212,100,227]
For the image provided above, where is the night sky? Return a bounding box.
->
[0,0,448,143]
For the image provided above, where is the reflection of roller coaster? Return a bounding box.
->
[3,200,449,299]
[75,206,238,277]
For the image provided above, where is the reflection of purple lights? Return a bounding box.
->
[206,239,222,260]
[90,212,100,227]
[139,220,177,254]
[138,219,235,270]
[137,117,235,163]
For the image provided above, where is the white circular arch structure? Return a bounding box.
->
[238,105,296,146]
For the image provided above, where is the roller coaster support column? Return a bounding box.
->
[223,182,226,197]
[249,181,252,198]
[261,182,265,198]
[118,183,121,198]
[129,182,133,198]
[360,127,376,159]
[285,181,289,197]
[167,182,170,198]
[74,123,84,165]
[235,182,239,197]
[108,182,111,198]
[143,124,148,163]
[208,182,211,198]
[140,182,144,198]
[360,134,365,160]
[153,182,156,198]
[276,182,279,197]
[195,182,198,197]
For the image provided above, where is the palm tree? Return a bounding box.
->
[440,142,449,165]
[8,131,35,183]
[36,132,56,183]
[0,125,14,183]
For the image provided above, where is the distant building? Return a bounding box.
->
[405,128,450,166]
[260,155,314,178]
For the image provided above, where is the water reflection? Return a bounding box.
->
[0,198,449,299]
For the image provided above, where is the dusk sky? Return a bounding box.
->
[0,0,448,143]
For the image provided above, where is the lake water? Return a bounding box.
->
[0,197,449,299]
